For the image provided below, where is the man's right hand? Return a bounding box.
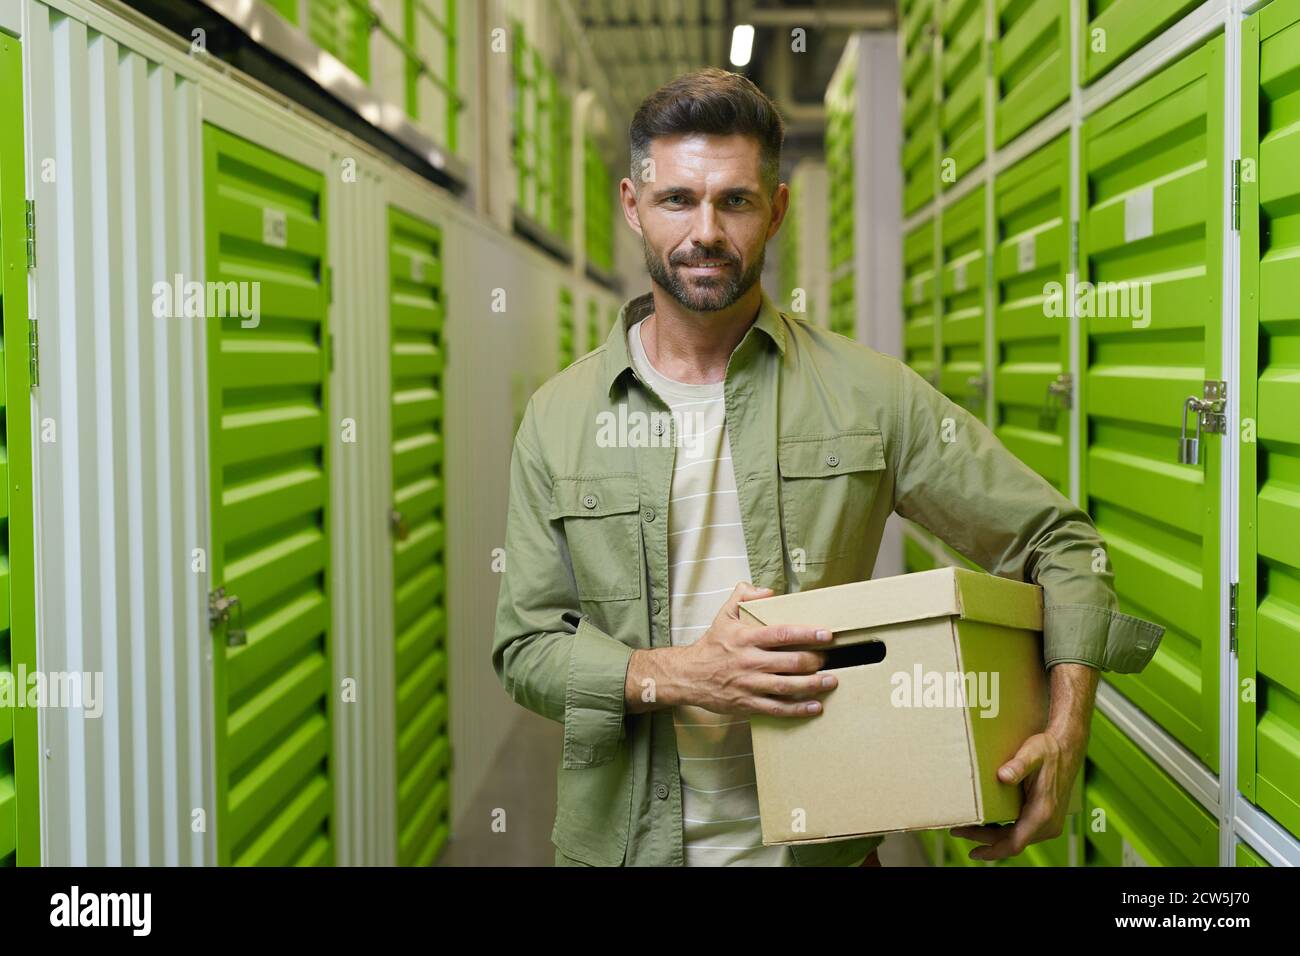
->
[625,582,837,716]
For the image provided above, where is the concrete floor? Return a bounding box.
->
[440,708,932,867]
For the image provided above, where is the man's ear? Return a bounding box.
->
[767,181,791,240]
[619,178,644,237]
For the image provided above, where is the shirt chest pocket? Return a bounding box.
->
[550,474,643,602]
[778,430,886,565]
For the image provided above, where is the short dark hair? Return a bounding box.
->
[629,68,785,195]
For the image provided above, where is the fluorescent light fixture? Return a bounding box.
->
[729,24,755,67]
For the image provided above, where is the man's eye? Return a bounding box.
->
[665,195,685,205]
[727,196,748,207]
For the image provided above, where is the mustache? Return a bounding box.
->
[670,252,739,266]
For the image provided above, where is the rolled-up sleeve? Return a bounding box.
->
[492,399,634,768]
[889,361,1163,672]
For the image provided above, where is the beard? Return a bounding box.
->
[643,239,765,312]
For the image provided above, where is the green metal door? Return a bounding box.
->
[938,186,988,419]
[994,0,1069,147]
[1079,0,1202,85]
[1239,0,1300,840]
[1084,710,1218,866]
[902,0,937,214]
[939,0,986,191]
[203,125,334,866]
[827,59,855,337]
[904,218,938,385]
[387,207,450,866]
[1078,39,1224,771]
[993,135,1071,492]
[558,286,575,370]
[0,34,38,868]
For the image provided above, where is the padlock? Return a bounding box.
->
[1178,395,1202,466]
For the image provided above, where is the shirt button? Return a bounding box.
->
[642,507,656,522]
[652,599,662,614]
[583,494,597,509]
[653,420,665,436]
[654,783,669,800]
[826,454,839,468]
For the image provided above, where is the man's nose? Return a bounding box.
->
[687,203,725,249]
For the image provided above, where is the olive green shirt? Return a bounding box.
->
[492,286,1164,867]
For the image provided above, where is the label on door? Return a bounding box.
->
[1124,187,1155,243]
[954,261,967,293]
[1121,838,1151,867]
[1017,236,1035,273]
[263,207,288,248]
[411,256,425,284]
[913,275,926,302]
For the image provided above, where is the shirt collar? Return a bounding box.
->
[602,285,787,396]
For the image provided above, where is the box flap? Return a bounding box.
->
[953,568,1043,631]
[739,567,1044,635]
[739,567,964,634]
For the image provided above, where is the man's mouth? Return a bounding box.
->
[680,259,733,274]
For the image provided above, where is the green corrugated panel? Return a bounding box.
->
[388,207,450,866]
[558,287,575,370]
[0,34,38,868]
[304,0,371,82]
[902,0,937,214]
[992,135,1070,492]
[827,62,855,272]
[203,124,335,867]
[1078,38,1224,771]
[939,185,987,419]
[1084,710,1218,866]
[264,0,299,24]
[1080,0,1201,85]
[939,0,986,190]
[1236,842,1269,867]
[994,0,1068,147]
[584,135,613,273]
[903,218,938,383]
[830,273,855,338]
[904,532,939,574]
[1239,0,1300,840]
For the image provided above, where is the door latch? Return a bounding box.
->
[1178,381,1227,466]
[1039,373,1073,427]
[389,508,410,541]
[209,587,247,647]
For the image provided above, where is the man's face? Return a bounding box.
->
[624,133,787,313]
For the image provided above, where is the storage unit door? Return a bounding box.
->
[904,218,938,384]
[1079,0,1203,85]
[938,185,988,420]
[388,207,450,866]
[992,134,1071,493]
[939,0,986,190]
[827,62,855,338]
[902,0,937,215]
[904,531,940,574]
[204,125,334,866]
[0,34,38,867]
[1084,711,1218,866]
[1239,0,1300,840]
[994,0,1069,147]
[1078,39,1224,771]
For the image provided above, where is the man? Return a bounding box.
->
[493,69,1163,867]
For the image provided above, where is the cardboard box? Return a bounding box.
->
[741,567,1049,845]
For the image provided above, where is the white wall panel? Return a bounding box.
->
[329,158,396,866]
[25,0,213,865]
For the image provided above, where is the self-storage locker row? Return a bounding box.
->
[889,0,1300,863]
[0,27,452,863]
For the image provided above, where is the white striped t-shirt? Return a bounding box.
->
[628,318,792,867]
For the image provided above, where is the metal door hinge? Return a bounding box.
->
[1199,380,1228,434]
[25,200,36,269]
[1232,160,1241,232]
[325,265,334,304]
[28,318,39,387]
[1069,221,1079,274]
[1229,582,1238,653]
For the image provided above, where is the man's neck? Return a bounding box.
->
[638,284,763,385]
